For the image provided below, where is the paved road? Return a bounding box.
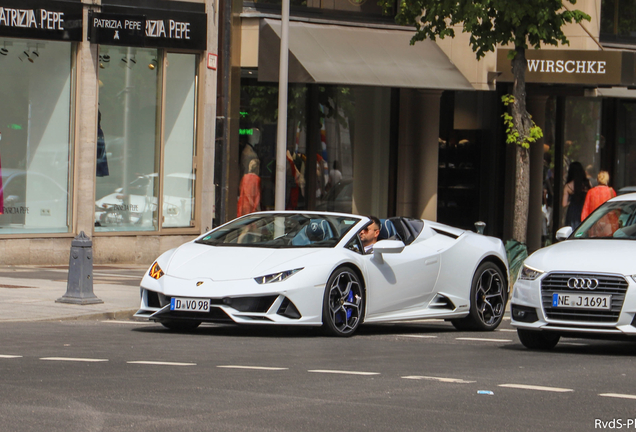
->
[1,317,635,432]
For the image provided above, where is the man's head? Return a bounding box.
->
[359,216,381,248]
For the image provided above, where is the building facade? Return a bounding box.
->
[216,0,505,238]
[219,0,636,255]
[0,0,218,264]
[1,0,631,265]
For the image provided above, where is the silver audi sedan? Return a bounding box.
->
[511,193,636,349]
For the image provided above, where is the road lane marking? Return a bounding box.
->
[308,369,380,376]
[217,365,288,371]
[0,355,22,358]
[599,393,636,400]
[498,384,573,393]
[402,375,475,383]
[40,357,108,363]
[560,342,588,346]
[498,329,517,332]
[400,335,438,339]
[456,337,512,342]
[128,361,196,366]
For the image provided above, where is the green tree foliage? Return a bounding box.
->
[384,0,590,60]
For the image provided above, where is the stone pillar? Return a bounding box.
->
[527,95,549,253]
[200,0,220,232]
[395,89,442,221]
[75,5,100,236]
[351,87,391,217]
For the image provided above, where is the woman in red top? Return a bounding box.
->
[581,171,616,221]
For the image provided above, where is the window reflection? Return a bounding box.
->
[95,47,160,232]
[0,37,72,233]
[600,0,636,45]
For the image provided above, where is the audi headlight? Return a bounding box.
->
[519,265,544,281]
[149,262,164,280]
[631,275,636,284]
[255,268,303,284]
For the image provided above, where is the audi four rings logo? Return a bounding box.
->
[567,277,599,289]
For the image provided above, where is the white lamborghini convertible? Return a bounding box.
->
[135,212,510,336]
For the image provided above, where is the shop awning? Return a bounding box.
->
[258,19,473,90]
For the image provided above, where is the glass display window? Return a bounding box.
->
[0,37,73,233]
[95,48,199,232]
[561,97,602,229]
[162,53,197,228]
[239,79,389,217]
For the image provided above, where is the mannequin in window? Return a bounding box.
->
[96,111,109,177]
[237,159,261,217]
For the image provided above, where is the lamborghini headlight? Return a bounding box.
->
[149,262,164,280]
[255,268,303,284]
[518,264,544,281]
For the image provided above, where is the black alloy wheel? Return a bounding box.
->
[452,262,507,331]
[322,266,364,337]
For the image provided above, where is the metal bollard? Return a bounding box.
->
[56,231,103,305]
[474,221,486,235]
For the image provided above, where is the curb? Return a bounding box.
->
[47,309,141,322]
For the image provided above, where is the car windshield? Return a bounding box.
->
[195,213,361,248]
[572,200,636,240]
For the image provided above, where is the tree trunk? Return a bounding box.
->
[510,47,533,244]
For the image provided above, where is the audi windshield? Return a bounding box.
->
[572,200,636,240]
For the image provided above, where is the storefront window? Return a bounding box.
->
[0,37,73,234]
[561,97,602,228]
[95,47,161,232]
[162,53,197,228]
[239,82,306,214]
[601,0,636,45]
[245,0,388,17]
[614,101,636,191]
[239,79,389,217]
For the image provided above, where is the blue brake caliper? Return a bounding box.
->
[346,291,354,320]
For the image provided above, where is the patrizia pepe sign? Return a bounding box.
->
[497,49,636,86]
[0,0,82,41]
[89,9,206,50]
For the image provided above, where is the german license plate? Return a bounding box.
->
[170,297,210,313]
[552,293,611,310]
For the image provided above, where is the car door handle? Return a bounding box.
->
[425,258,439,265]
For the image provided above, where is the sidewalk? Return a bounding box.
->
[0,265,147,323]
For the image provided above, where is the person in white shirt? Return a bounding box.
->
[360,216,381,254]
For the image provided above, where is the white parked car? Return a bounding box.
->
[135,211,510,336]
[512,193,636,349]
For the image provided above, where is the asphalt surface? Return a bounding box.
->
[2,318,636,431]
[2,266,636,431]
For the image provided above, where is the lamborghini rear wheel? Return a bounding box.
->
[451,262,507,331]
[322,266,364,337]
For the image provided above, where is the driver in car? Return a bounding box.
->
[360,216,381,254]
